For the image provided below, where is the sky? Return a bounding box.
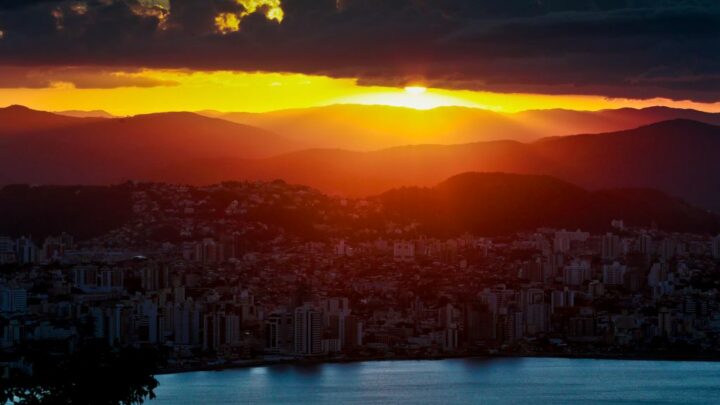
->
[1,1,719,115]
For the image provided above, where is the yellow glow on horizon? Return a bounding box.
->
[405,86,427,95]
[1,68,720,116]
[339,87,488,110]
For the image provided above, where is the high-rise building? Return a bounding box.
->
[463,302,496,345]
[0,236,14,254]
[42,232,73,261]
[658,308,673,337]
[224,314,241,345]
[265,312,294,354]
[15,237,37,265]
[647,262,668,287]
[602,262,626,285]
[203,311,238,352]
[588,280,605,298]
[602,233,622,261]
[0,236,15,265]
[563,260,590,286]
[522,289,548,335]
[294,305,322,356]
[107,304,132,346]
[343,315,363,350]
[712,235,720,259]
[173,301,202,346]
[393,241,415,262]
[551,288,575,313]
[658,238,676,261]
[521,260,543,283]
[553,229,589,253]
[553,233,571,253]
[0,288,27,313]
[638,233,653,255]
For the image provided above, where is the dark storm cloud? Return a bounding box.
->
[0,0,719,101]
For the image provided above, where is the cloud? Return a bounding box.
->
[0,0,718,101]
[0,66,178,88]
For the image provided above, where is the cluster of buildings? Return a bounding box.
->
[3,181,720,376]
[0,233,73,265]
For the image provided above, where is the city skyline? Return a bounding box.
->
[3,1,720,404]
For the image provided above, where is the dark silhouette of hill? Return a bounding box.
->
[0,184,133,241]
[0,104,103,135]
[378,173,720,235]
[532,119,720,210]
[0,177,714,241]
[0,107,298,185]
[159,119,720,211]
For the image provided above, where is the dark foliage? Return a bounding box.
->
[380,172,720,236]
[0,184,132,241]
[1,343,160,405]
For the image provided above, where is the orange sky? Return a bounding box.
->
[2,69,720,116]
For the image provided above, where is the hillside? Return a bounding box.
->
[1,175,715,241]
[0,184,133,240]
[208,105,540,150]
[379,173,720,235]
[0,105,103,135]
[0,107,298,185]
[157,119,720,211]
[206,105,720,150]
[55,109,116,119]
[3,106,720,211]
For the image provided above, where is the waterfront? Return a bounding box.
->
[152,357,720,404]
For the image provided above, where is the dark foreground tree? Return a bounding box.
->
[1,342,160,405]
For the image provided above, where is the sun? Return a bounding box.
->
[404,86,427,95]
[335,85,483,110]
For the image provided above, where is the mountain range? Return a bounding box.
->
[158,119,720,211]
[2,104,720,212]
[0,105,297,185]
[201,104,720,150]
[0,105,103,135]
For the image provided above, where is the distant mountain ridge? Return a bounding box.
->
[0,105,103,135]
[55,109,116,119]
[156,119,720,211]
[203,104,720,150]
[2,105,720,211]
[0,106,298,185]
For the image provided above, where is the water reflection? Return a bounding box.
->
[153,358,720,404]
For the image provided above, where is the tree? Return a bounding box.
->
[1,342,160,405]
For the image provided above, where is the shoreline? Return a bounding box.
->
[156,351,720,375]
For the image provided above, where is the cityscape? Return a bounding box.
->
[3,0,720,403]
[3,180,720,381]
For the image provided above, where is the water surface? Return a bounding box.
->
[153,357,720,404]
